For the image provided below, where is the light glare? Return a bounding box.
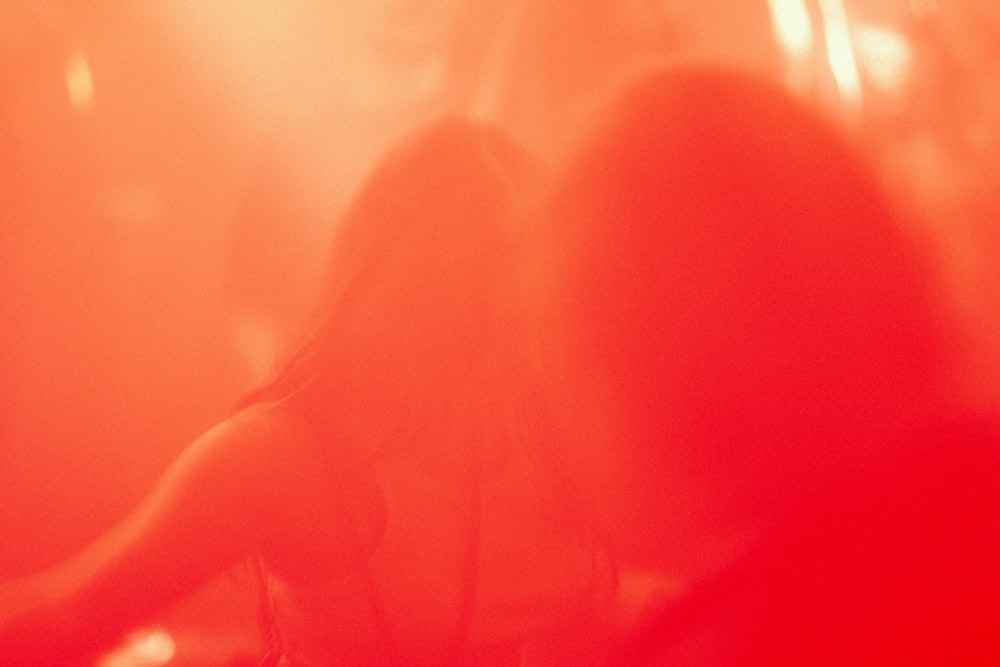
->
[66,50,95,112]
[854,25,914,93]
[768,0,814,58]
[97,628,176,667]
[817,0,862,116]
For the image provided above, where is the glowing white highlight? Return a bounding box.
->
[65,50,95,112]
[767,0,814,58]
[98,628,176,667]
[854,24,914,93]
[816,0,862,114]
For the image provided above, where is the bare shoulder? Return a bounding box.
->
[246,402,347,475]
[190,403,322,479]
[146,403,339,552]
[224,404,386,580]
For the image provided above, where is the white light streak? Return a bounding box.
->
[66,50,95,112]
[817,0,863,118]
[768,0,815,59]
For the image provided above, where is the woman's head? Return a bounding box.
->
[545,65,957,567]
[327,119,541,374]
[250,118,546,434]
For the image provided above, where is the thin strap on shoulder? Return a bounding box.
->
[254,556,283,667]
[453,427,484,663]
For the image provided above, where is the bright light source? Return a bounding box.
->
[817,0,862,114]
[767,0,816,92]
[854,25,914,94]
[65,50,95,112]
[97,628,176,667]
[768,0,814,59]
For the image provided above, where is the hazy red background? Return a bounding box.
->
[2,0,998,658]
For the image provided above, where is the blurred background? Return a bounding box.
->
[1,0,998,662]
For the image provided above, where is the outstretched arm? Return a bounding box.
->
[0,409,296,665]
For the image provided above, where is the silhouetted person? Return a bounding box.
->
[541,65,995,662]
[0,118,613,666]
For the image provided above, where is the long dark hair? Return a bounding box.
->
[541,65,960,571]
[241,118,555,664]
[239,117,549,468]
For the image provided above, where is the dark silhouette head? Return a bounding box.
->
[245,118,547,454]
[545,65,956,570]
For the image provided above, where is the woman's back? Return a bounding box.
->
[247,118,615,665]
[254,392,613,666]
[0,117,612,665]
